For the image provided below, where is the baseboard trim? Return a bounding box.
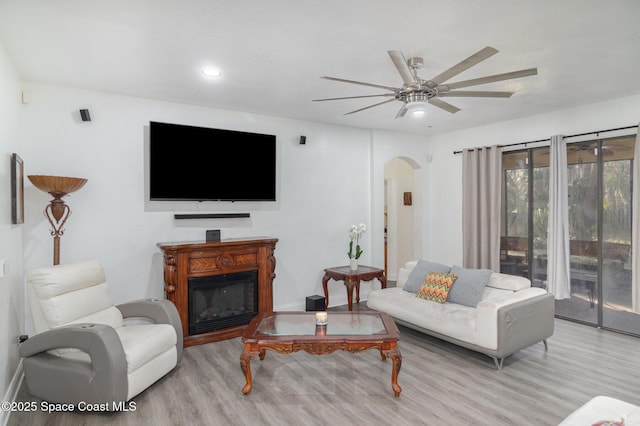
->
[1,359,24,426]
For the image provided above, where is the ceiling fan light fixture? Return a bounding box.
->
[408,105,426,116]
[406,93,428,115]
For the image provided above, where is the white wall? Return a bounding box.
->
[0,43,25,423]
[17,82,393,321]
[422,94,640,266]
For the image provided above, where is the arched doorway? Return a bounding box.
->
[384,156,421,280]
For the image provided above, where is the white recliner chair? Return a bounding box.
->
[19,259,183,407]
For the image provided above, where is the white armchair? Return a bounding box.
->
[19,259,182,407]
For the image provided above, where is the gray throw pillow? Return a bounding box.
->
[403,260,451,293]
[447,265,492,307]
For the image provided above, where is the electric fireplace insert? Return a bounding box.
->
[188,271,258,335]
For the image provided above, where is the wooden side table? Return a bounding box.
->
[322,265,387,311]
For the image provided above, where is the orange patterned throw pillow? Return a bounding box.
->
[416,272,458,303]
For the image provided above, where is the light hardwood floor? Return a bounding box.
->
[8,312,640,426]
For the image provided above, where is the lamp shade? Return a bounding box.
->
[28,175,88,197]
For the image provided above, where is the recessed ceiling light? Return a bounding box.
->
[201,68,222,78]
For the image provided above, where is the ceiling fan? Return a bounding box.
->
[313,47,537,118]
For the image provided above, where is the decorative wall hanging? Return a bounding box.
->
[10,153,24,224]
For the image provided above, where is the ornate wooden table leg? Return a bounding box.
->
[322,273,330,309]
[344,278,356,311]
[378,272,387,289]
[379,348,387,361]
[240,349,259,395]
[382,347,402,397]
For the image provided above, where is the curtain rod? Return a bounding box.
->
[452,124,639,155]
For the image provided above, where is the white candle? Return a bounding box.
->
[315,311,328,324]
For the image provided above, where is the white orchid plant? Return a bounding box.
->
[347,223,367,260]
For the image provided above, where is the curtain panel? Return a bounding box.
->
[547,135,571,299]
[462,145,501,271]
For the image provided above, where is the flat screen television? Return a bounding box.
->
[149,121,276,201]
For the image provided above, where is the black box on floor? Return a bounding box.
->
[305,295,326,311]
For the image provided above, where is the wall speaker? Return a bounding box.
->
[79,109,91,122]
[206,229,221,242]
[299,135,306,145]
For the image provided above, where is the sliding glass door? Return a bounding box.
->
[600,138,634,331]
[555,141,599,324]
[500,148,549,287]
[501,135,639,335]
[501,150,530,278]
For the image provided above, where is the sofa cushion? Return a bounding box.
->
[447,265,492,307]
[115,323,177,373]
[487,272,531,291]
[28,259,124,331]
[367,287,478,344]
[416,272,458,303]
[403,260,451,293]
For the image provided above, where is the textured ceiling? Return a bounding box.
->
[1,0,639,136]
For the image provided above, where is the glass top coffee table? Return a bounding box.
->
[240,311,402,396]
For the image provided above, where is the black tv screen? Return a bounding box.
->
[149,121,276,201]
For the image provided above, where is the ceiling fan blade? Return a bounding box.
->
[444,68,538,90]
[312,93,395,102]
[428,98,460,114]
[428,46,499,85]
[438,90,513,98]
[344,98,397,115]
[388,50,415,85]
[395,104,408,119]
[321,76,398,91]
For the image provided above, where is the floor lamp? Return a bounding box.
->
[28,175,88,265]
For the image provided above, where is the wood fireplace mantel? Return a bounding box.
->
[158,237,277,347]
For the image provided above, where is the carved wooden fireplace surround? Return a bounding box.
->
[158,237,277,347]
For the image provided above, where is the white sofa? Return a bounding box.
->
[367,260,555,368]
